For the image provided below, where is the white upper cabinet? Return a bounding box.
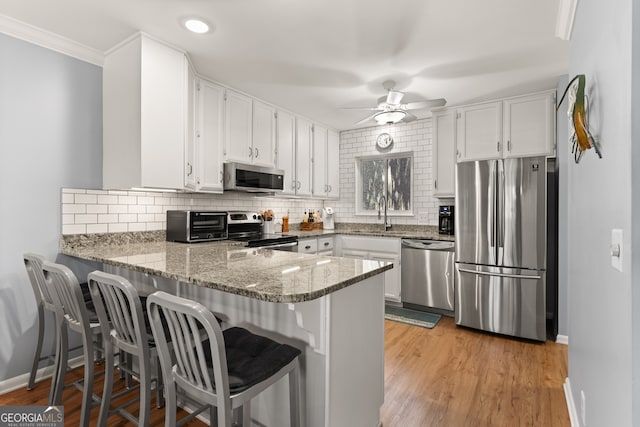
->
[252,100,276,167]
[455,90,556,162]
[503,91,556,158]
[295,118,313,197]
[196,79,225,192]
[223,89,253,163]
[103,33,187,190]
[275,110,297,195]
[456,101,503,162]
[184,64,198,191]
[326,129,340,199]
[312,126,340,199]
[432,109,456,197]
[312,125,328,197]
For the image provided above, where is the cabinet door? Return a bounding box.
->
[312,125,328,197]
[198,80,225,192]
[503,92,555,158]
[252,100,276,167]
[433,109,456,197]
[276,110,297,195]
[295,118,313,197]
[224,89,253,163]
[139,36,186,189]
[184,66,198,190]
[326,130,340,199]
[456,101,502,162]
[368,251,401,302]
[298,238,318,254]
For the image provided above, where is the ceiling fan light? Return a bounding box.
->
[374,110,406,124]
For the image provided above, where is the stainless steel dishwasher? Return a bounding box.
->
[401,239,455,312]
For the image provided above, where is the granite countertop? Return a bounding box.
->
[61,233,392,303]
[288,223,455,242]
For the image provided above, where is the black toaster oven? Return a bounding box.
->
[166,211,228,243]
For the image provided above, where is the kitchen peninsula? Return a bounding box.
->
[61,232,392,427]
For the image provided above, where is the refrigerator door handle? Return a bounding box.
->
[488,160,496,260]
[457,267,542,281]
[497,159,505,263]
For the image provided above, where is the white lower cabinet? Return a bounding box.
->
[298,236,335,256]
[336,235,401,302]
[298,238,318,254]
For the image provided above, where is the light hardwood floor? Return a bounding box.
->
[381,316,570,427]
[1,317,569,426]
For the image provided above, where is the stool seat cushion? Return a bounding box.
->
[203,327,301,393]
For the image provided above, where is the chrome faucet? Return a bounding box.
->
[378,195,391,231]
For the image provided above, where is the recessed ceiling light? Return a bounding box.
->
[183,18,210,34]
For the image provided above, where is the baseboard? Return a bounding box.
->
[556,334,569,345]
[564,377,580,427]
[0,13,103,65]
[0,355,84,396]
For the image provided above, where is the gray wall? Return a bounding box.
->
[567,0,635,425]
[0,33,102,381]
[556,75,568,337]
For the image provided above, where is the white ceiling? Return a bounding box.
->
[0,0,568,131]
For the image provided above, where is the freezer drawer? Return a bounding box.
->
[454,263,546,341]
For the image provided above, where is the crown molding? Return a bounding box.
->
[555,0,578,41]
[0,14,104,66]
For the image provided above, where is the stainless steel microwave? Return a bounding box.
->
[223,162,285,193]
[166,211,228,243]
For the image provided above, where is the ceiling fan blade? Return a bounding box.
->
[340,106,383,111]
[386,90,405,106]
[403,112,418,123]
[403,98,447,110]
[355,112,379,125]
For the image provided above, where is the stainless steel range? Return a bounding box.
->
[227,211,298,251]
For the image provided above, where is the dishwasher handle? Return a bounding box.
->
[402,239,454,251]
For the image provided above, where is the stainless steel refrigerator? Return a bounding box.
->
[454,156,554,342]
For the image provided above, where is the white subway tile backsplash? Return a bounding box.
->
[62,204,86,214]
[63,224,86,234]
[108,205,128,214]
[86,204,108,214]
[98,214,118,223]
[118,195,137,205]
[118,213,137,223]
[75,214,98,224]
[98,195,118,204]
[108,223,128,233]
[128,205,146,214]
[87,224,108,234]
[62,193,75,204]
[128,223,146,232]
[75,194,97,204]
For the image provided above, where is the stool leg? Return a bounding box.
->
[28,304,45,390]
[164,381,177,427]
[97,342,114,427]
[79,337,94,427]
[139,356,151,427]
[50,323,68,406]
[289,359,301,427]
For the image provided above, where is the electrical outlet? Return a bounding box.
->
[581,390,587,426]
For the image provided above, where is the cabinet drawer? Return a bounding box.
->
[317,237,334,251]
[298,238,318,254]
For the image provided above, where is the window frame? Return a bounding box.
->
[354,151,414,217]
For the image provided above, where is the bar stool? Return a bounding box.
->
[42,261,104,427]
[147,291,302,427]
[23,254,94,398]
[87,271,164,426]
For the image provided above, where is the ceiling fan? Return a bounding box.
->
[344,80,446,125]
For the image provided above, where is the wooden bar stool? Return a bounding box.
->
[147,291,302,427]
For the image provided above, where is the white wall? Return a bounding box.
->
[567,0,635,425]
[0,33,102,380]
[336,119,451,225]
[556,75,569,337]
